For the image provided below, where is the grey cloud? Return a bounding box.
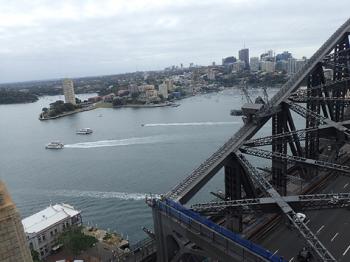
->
[0,0,349,82]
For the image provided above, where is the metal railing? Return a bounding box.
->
[155,198,286,262]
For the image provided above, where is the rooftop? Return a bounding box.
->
[22,203,80,234]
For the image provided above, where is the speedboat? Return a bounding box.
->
[45,141,64,149]
[76,128,93,134]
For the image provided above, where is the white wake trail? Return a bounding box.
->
[65,136,166,149]
[144,121,240,127]
[50,189,160,201]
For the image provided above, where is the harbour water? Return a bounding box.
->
[0,88,280,242]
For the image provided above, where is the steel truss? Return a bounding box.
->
[147,19,350,262]
[237,154,336,261]
[191,193,350,215]
[239,146,350,175]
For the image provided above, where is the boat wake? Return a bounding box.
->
[65,136,166,149]
[50,189,160,201]
[143,121,240,127]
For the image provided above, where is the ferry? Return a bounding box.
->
[45,141,64,149]
[76,128,93,134]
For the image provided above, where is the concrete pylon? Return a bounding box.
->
[0,181,33,262]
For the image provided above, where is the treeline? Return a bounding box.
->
[43,100,81,117]
[0,89,38,104]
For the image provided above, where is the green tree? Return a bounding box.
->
[30,249,41,262]
[58,227,97,256]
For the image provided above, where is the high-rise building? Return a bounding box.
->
[238,48,249,69]
[0,181,33,262]
[250,57,260,71]
[288,58,307,75]
[261,61,276,73]
[222,56,237,66]
[232,60,246,72]
[158,83,168,99]
[276,60,289,72]
[276,51,292,62]
[62,79,76,105]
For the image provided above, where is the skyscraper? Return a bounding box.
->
[0,181,33,262]
[62,79,76,105]
[238,48,249,70]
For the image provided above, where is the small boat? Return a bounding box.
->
[141,124,145,127]
[230,109,243,116]
[98,114,103,117]
[45,141,64,149]
[76,128,93,134]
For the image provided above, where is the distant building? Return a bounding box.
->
[88,96,102,103]
[158,83,168,99]
[207,68,216,80]
[232,60,246,72]
[62,79,76,105]
[239,48,249,69]
[276,51,292,62]
[222,56,237,66]
[275,60,289,72]
[22,203,82,260]
[250,57,260,71]
[261,61,276,73]
[288,58,307,75]
[164,79,174,92]
[0,181,33,262]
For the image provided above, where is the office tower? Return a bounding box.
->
[238,48,249,69]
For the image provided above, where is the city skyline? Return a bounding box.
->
[0,0,349,83]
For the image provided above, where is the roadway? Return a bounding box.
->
[259,172,350,261]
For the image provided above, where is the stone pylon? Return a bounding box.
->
[0,181,33,262]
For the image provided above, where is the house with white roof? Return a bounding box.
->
[22,203,82,259]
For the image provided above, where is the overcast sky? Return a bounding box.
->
[0,0,349,83]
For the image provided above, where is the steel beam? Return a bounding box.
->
[191,193,350,215]
[239,146,350,175]
[236,154,336,261]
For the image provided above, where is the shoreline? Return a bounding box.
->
[117,102,180,108]
[39,106,96,121]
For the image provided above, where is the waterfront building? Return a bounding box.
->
[62,79,76,105]
[0,181,33,262]
[250,57,260,71]
[22,203,82,259]
[158,83,168,99]
[164,79,174,92]
[238,48,249,69]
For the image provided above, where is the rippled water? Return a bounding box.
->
[0,89,285,242]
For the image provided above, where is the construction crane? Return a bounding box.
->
[230,79,269,116]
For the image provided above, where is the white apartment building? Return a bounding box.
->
[158,83,168,99]
[22,203,82,259]
[62,79,76,105]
